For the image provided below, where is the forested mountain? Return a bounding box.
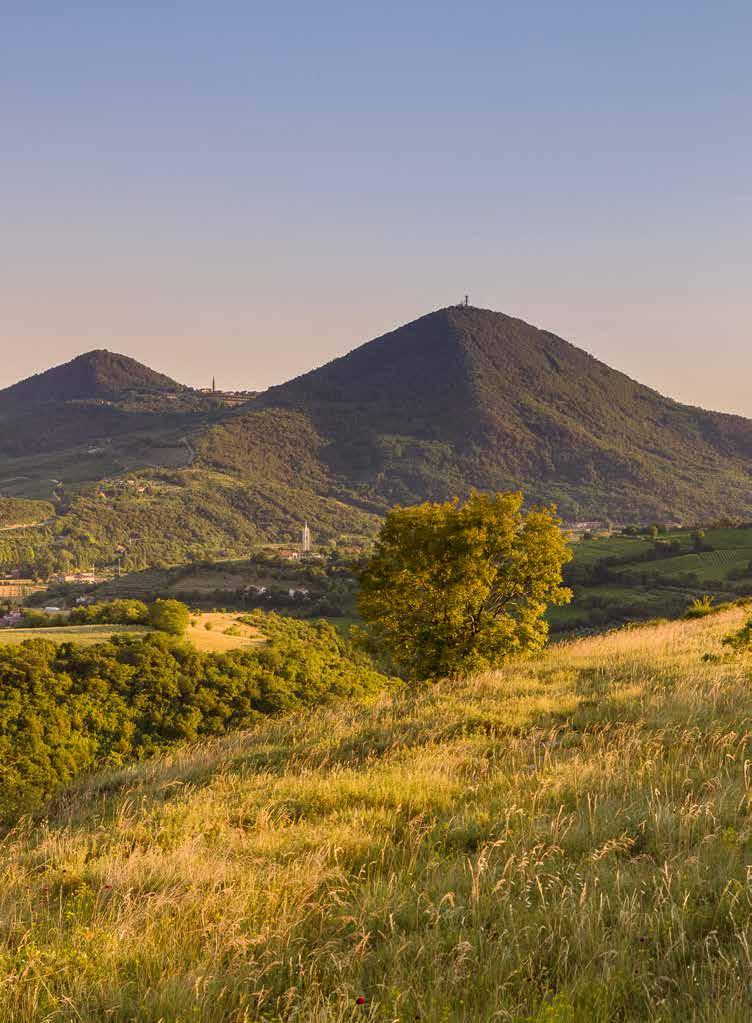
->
[0,351,206,459]
[2,306,752,575]
[210,305,752,521]
[0,349,185,406]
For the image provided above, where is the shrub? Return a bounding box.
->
[0,614,392,823]
[722,618,752,654]
[685,595,715,619]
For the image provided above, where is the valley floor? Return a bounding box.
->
[4,610,752,1020]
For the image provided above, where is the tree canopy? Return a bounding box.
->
[358,492,572,680]
[148,598,190,635]
[0,612,392,824]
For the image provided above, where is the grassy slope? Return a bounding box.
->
[4,611,752,1020]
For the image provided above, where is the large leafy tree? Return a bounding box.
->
[358,492,572,680]
[148,598,190,635]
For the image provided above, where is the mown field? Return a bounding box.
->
[0,612,264,652]
[4,609,752,1020]
[0,623,151,646]
[184,610,265,651]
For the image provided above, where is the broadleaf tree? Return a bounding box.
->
[358,492,572,680]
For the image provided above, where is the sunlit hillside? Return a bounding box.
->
[4,610,752,1021]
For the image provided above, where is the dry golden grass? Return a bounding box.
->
[184,611,265,651]
[3,609,752,1020]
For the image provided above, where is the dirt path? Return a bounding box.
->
[180,436,197,465]
[0,517,54,532]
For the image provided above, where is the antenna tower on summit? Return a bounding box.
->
[464,295,469,307]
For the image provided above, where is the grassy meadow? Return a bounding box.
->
[3,610,752,1019]
[184,610,266,651]
[0,612,265,652]
[0,622,151,646]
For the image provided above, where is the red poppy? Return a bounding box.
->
[355,996,366,1005]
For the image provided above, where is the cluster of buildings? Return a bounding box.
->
[56,571,107,585]
[277,522,323,561]
[244,585,310,600]
[197,378,255,408]
[97,479,148,500]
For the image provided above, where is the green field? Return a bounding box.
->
[3,609,752,1020]
[0,623,151,646]
[552,525,752,633]
[0,612,266,652]
[617,546,752,582]
[563,534,654,566]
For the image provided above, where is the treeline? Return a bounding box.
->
[0,613,392,824]
[15,598,189,635]
[0,498,55,529]
[170,553,362,616]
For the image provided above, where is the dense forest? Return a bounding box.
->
[0,613,392,823]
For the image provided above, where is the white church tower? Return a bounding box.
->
[302,521,311,553]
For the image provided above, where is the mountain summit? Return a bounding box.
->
[0,350,185,406]
[2,307,752,539]
[254,305,752,519]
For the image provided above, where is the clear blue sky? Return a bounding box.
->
[2,2,751,412]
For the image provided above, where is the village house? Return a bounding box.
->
[0,610,24,628]
[277,549,300,561]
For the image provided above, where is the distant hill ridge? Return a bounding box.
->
[252,305,752,519]
[2,306,752,571]
[0,349,185,405]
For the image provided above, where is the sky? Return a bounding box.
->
[2,2,751,412]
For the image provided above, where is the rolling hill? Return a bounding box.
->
[0,350,209,461]
[2,306,752,574]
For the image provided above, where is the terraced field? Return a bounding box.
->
[551,525,752,633]
[617,546,752,582]
[0,624,151,646]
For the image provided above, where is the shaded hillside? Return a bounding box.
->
[0,351,211,459]
[0,349,184,406]
[230,305,752,520]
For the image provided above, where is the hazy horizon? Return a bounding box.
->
[3,3,751,414]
